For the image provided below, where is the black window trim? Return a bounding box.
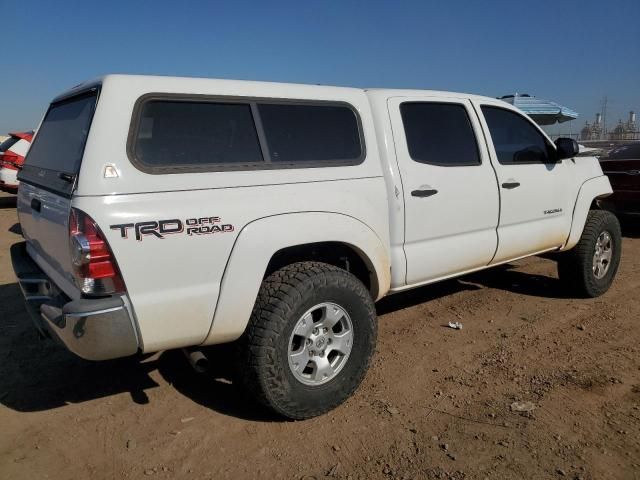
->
[399,100,483,167]
[479,104,559,166]
[126,93,367,174]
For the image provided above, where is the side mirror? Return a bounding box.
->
[555,137,579,160]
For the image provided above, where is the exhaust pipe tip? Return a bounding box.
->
[182,348,209,373]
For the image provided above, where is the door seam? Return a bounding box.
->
[469,100,501,265]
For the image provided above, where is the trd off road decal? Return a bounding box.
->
[110,216,234,241]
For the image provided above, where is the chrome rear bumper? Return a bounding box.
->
[11,242,139,360]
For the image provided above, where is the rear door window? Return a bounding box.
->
[400,102,481,166]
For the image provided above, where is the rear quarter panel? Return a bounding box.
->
[75,179,389,352]
[74,75,389,352]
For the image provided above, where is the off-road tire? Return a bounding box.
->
[236,261,377,420]
[557,210,621,298]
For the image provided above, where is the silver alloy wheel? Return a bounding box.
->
[287,302,354,386]
[593,230,613,279]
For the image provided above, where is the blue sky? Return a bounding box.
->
[1,0,639,135]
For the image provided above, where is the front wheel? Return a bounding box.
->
[236,261,377,419]
[557,210,622,298]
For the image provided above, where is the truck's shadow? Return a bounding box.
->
[376,277,480,315]
[378,262,572,305]
[462,263,573,299]
[0,195,17,209]
[0,281,276,420]
[156,348,280,421]
[8,222,22,235]
[0,262,571,418]
[0,282,160,412]
[621,217,640,238]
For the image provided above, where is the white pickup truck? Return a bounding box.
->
[11,75,621,419]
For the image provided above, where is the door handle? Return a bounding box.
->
[411,189,438,198]
[31,198,42,213]
[501,182,521,189]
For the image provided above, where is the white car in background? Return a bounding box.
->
[0,131,34,193]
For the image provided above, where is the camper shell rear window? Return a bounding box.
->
[127,94,365,173]
[19,90,99,197]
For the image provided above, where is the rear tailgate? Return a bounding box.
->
[17,90,99,297]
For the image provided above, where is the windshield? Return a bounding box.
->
[607,143,640,159]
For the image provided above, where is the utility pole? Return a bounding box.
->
[600,96,608,140]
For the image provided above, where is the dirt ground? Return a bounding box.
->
[0,191,639,480]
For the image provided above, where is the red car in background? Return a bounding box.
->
[598,142,640,217]
[0,131,34,193]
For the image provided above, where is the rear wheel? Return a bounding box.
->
[236,261,377,419]
[557,210,621,297]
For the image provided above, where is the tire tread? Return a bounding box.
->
[236,261,376,419]
[557,210,621,297]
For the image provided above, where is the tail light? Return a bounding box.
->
[1,153,20,170]
[69,208,125,296]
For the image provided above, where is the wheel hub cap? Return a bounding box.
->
[288,302,354,386]
[592,231,613,280]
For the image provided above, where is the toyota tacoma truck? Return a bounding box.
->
[11,75,621,419]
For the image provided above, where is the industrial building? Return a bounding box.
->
[581,111,639,141]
